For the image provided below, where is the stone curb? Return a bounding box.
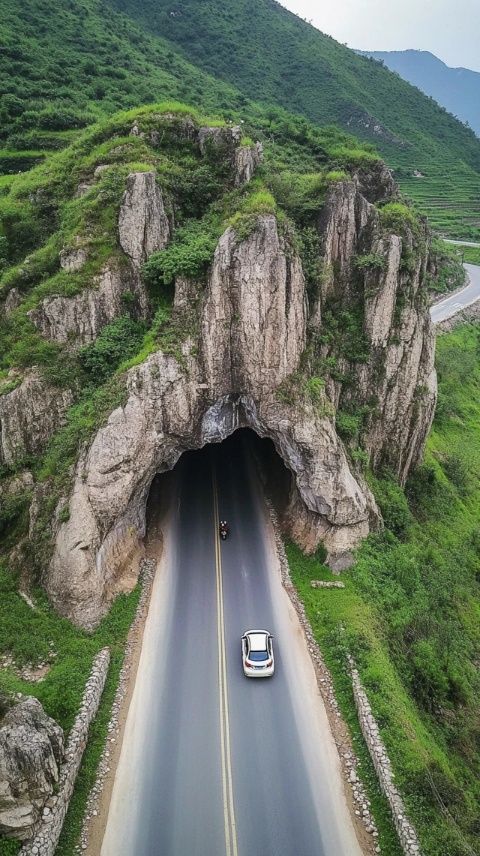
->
[76,557,157,853]
[349,659,422,856]
[264,497,380,853]
[19,648,111,856]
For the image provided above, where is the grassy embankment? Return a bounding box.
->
[289,324,480,856]
[462,245,480,266]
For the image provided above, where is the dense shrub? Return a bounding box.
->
[267,171,327,223]
[143,219,220,287]
[369,472,412,538]
[79,316,145,384]
[228,189,277,241]
[442,454,470,496]
[379,202,418,234]
[336,409,362,442]
[353,252,386,273]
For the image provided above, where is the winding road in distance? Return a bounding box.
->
[431,263,480,324]
[100,436,362,856]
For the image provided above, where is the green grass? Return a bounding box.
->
[462,246,480,266]
[288,324,480,856]
[108,0,480,242]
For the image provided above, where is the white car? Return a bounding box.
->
[241,630,274,677]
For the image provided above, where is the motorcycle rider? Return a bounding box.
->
[219,520,229,537]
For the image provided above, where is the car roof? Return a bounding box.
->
[245,630,269,651]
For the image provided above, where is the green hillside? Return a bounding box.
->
[0,0,245,172]
[1,0,480,239]
[110,0,480,240]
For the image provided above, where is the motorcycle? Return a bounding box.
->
[219,521,229,540]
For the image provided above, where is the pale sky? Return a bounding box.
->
[279,0,480,72]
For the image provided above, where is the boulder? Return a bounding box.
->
[197,125,242,156]
[0,697,64,840]
[3,288,22,317]
[59,241,87,273]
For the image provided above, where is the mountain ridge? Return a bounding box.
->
[358,49,480,137]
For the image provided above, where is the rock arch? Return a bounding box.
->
[46,215,375,629]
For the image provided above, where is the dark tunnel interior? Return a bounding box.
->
[145,429,293,545]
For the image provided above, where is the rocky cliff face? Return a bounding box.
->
[0,697,64,840]
[0,373,73,467]
[316,180,436,483]
[28,261,147,347]
[202,217,306,396]
[47,214,375,628]
[0,110,437,629]
[118,171,170,266]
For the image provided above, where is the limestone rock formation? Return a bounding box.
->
[202,216,306,396]
[118,171,170,267]
[29,262,147,346]
[317,179,437,483]
[197,125,242,156]
[3,288,22,318]
[2,131,432,630]
[0,697,64,840]
[59,242,87,273]
[30,169,169,349]
[0,373,73,467]
[46,216,376,628]
[234,142,263,186]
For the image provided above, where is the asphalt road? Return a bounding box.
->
[101,435,362,856]
[430,263,480,324]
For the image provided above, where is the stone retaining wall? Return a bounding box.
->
[78,557,157,852]
[349,660,422,855]
[19,648,111,856]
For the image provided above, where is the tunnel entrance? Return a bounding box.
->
[145,429,293,548]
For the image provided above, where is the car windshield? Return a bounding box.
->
[248,650,268,661]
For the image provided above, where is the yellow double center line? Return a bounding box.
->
[212,471,238,856]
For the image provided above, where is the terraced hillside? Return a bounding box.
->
[1,0,480,240]
[394,151,480,240]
